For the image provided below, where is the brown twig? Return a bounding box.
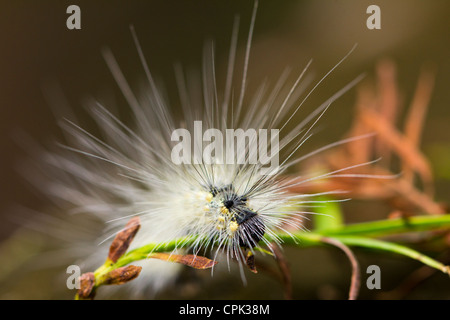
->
[320,237,361,300]
[269,244,292,300]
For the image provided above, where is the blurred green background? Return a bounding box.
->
[0,0,449,299]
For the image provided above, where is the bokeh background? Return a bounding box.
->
[0,0,449,299]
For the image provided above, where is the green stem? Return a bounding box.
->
[329,236,450,275]
[319,214,450,237]
[82,214,450,299]
[91,237,199,290]
[279,232,450,275]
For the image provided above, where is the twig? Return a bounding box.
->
[269,244,292,300]
[75,214,450,299]
[319,237,361,300]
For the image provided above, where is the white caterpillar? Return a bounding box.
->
[24,1,367,297]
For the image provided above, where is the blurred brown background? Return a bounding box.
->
[0,0,449,299]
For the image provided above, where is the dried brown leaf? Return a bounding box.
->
[288,60,443,215]
[103,265,142,285]
[77,272,96,300]
[377,59,400,125]
[386,176,444,214]
[360,107,433,187]
[108,217,141,263]
[375,59,401,163]
[404,64,436,148]
[346,84,374,165]
[403,64,436,190]
[149,253,218,269]
[245,252,258,274]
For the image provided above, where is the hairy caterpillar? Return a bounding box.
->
[20,1,369,298]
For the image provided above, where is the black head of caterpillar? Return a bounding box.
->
[209,184,265,248]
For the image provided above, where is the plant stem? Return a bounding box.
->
[320,214,450,237]
[83,214,450,299]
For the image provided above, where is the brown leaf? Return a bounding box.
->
[376,59,400,124]
[375,59,401,163]
[103,265,142,285]
[108,217,141,263]
[149,253,218,269]
[404,64,436,150]
[245,252,258,274]
[403,64,436,191]
[77,272,96,300]
[360,107,433,188]
[386,175,444,214]
[346,84,374,166]
[288,60,444,216]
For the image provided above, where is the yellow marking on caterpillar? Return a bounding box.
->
[228,221,239,233]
